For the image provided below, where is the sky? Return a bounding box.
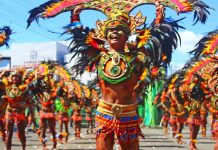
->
[0,0,218,70]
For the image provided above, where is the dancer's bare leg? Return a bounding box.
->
[5,119,14,150]
[96,132,114,150]
[17,120,27,150]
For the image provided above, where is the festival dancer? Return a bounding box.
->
[154,91,170,135]
[0,92,7,143]
[186,78,208,150]
[37,72,59,150]
[0,70,10,143]
[22,68,39,132]
[3,69,37,150]
[27,0,211,149]
[71,94,83,139]
[0,28,13,143]
[25,94,38,132]
[211,90,218,150]
[187,98,201,150]
[174,81,188,144]
[200,102,208,137]
[174,101,187,144]
[161,106,170,135]
[209,68,218,148]
[55,86,71,143]
[82,85,94,134]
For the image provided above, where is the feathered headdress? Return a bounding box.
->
[189,29,218,59]
[27,0,211,75]
[0,26,12,48]
[27,0,211,28]
[183,56,218,84]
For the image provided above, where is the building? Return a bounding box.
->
[0,41,69,69]
[0,41,96,84]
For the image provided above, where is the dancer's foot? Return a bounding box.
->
[58,138,63,144]
[189,140,198,150]
[201,131,206,137]
[163,127,168,135]
[52,140,57,150]
[177,139,186,144]
[65,137,68,143]
[43,144,48,150]
[172,132,176,138]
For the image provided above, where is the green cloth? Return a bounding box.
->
[144,81,163,127]
[138,104,145,118]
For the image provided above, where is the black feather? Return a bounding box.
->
[27,0,64,28]
[188,0,213,25]
[0,26,12,48]
[189,29,218,59]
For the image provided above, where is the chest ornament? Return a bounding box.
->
[98,52,134,84]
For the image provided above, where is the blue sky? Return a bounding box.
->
[0,0,217,68]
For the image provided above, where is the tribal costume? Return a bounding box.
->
[96,99,142,143]
[154,91,170,135]
[71,98,82,138]
[55,86,71,143]
[3,69,37,150]
[0,71,9,143]
[0,88,7,142]
[38,81,58,149]
[83,85,94,134]
[210,91,218,149]
[200,102,208,137]
[153,27,218,150]
[27,0,211,149]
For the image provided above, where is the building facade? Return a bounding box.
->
[0,41,69,69]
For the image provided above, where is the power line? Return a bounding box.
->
[1,1,64,31]
[0,10,57,40]
[12,0,69,29]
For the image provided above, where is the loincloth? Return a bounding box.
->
[169,115,177,125]
[177,117,186,124]
[40,111,55,119]
[95,99,144,143]
[5,111,26,124]
[162,114,170,122]
[85,116,93,122]
[72,114,82,122]
[187,116,201,126]
[58,114,69,122]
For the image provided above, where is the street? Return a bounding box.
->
[0,124,215,150]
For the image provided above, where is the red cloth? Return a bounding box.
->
[59,116,69,122]
[95,110,143,144]
[162,115,170,121]
[187,117,201,126]
[85,116,92,122]
[40,111,55,119]
[200,117,207,125]
[5,112,26,123]
[177,117,186,124]
[169,116,177,125]
[72,114,82,122]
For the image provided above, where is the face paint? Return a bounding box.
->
[118,30,124,35]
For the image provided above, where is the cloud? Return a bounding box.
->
[177,30,202,53]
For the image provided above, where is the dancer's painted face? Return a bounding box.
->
[106,27,127,47]
[11,75,21,84]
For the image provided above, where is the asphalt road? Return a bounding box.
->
[0,124,215,150]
